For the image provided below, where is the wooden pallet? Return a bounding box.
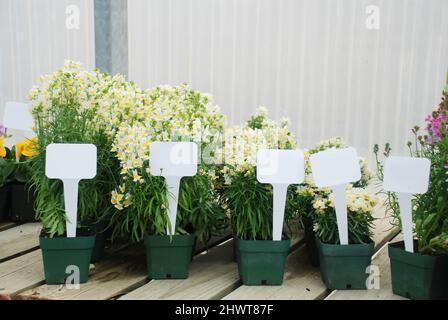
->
[0,205,402,300]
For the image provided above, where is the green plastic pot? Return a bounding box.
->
[389,240,448,300]
[317,238,374,290]
[144,234,196,279]
[237,238,290,286]
[232,234,240,262]
[39,235,96,284]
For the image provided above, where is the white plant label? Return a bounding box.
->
[309,147,361,245]
[383,156,430,253]
[45,144,97,238]
[257,149,305,241]
[150,141,198,235]
[4,101,35,133]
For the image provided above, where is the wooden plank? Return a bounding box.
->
[0,223,41,262]
[0,250,44,295]
[326,234,406,300]
[119,231,304,300]
[0,240,130,297]
[119,241,238,300]
[20,245,148,300]
[223,206,398,300]
[222,244,326,300]
[17,236,230,300]
[0,221,17,232]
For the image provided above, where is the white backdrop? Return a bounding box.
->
[0,0,95,119]
[128,0,448,163]
[1,0,447,164]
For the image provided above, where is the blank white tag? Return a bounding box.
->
[4,102,35,133]
[45,144,97,238]
[309,147,362,245]
[383,156,430,194]
[257,149,305,241]
[150,142,198,235]
[383,156,431,252]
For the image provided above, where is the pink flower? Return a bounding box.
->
[425,111,448,144]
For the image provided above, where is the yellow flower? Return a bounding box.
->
[16,137,38,158]
[15,141,25,158]
[132,170,142,183]
[0,137,6,158]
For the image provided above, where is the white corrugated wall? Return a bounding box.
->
[128,0,448,163]
[1,0,447,163]
[0,0,95,117]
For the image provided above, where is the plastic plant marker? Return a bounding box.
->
[383,156,430,253]
[150,142,198,236]
[45,144,97,238]
[4,101,34,132]
[309,147,361,245]
[257,149,305,241]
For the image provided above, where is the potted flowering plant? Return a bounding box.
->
[0,126,38,222]
[374,83,448,299]
[109,85,227,279]
[312,186,377,289]
[9,136,39,222]
[0,128,12,221]
[288,137,373,267]
[223,108,297,285]
[28,61,124,283]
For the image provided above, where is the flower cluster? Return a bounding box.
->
[16,137,39,158]
[0,136,6,158]
[293,137,373,222]
[312,186,377,244]
[312,186,377,215]
[425,110,447,145]
[110,85,226,210]
[220,107,296,184]
[111,185,131,211]
[28,60,144,139]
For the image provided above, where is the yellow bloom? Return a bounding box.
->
[16,137,38,158]
[15,141,25,158]
[132,170,142,183]
[0,137,6,158]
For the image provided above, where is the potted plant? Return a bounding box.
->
[0,129,11,221]
[27,62,123,283]
[312,186,377,289]
[8,137,39,222]
[289,137,373,267]
[374,84,448,299]
[222,108,297,285]
[109,84,228,279]
[0,126,38,222]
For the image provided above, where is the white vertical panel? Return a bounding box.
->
[0,0,95,118]
[129,0,448,163]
